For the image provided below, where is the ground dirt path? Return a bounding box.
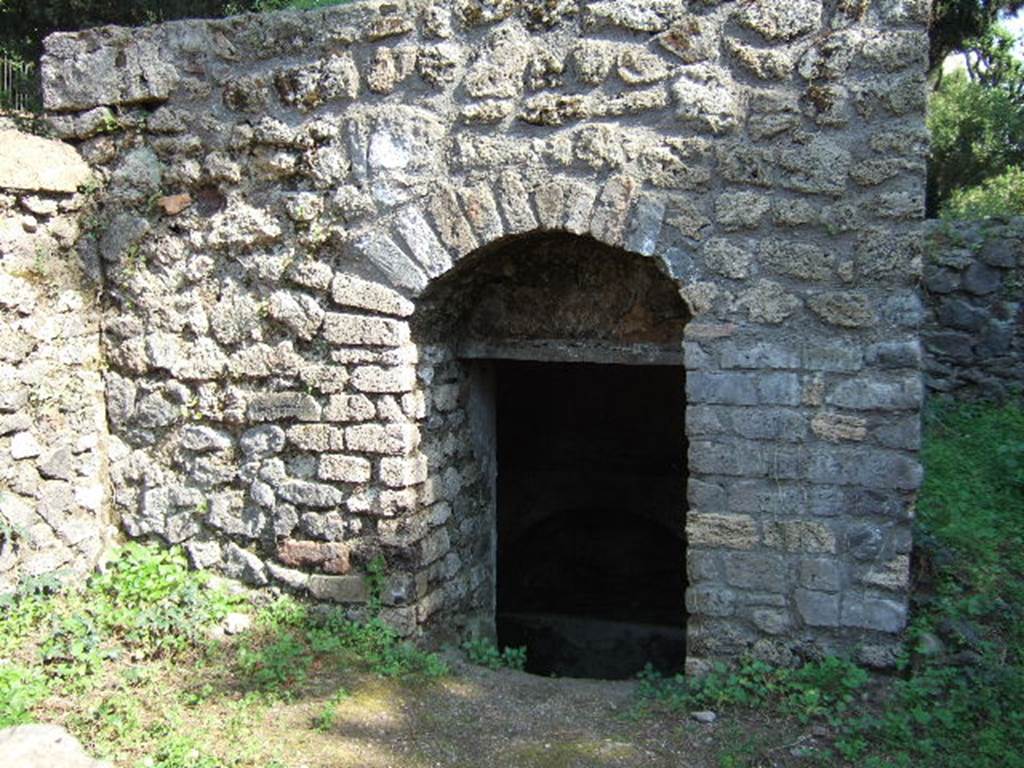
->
[244,655,814,768]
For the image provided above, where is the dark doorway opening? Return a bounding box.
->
[495,361,687,679]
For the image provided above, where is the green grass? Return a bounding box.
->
[0,542,447,765]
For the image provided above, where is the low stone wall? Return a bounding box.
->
[922,219,1024,401]
[0,124,113,589]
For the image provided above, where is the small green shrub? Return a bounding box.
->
[462,638,528,671]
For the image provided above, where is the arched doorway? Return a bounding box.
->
[413,231,690,678]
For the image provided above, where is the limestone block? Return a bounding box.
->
[394,206,453,277]
[331,273,415,317]
[800,558,841,592]
[324,394,376,423]
[247,393,321,423]
[350,232,428,294]
[224,543,268,585]
[322,313,409,347]
[687,513,758,550]
[346,423,418,455]
[276,480,344,509]
[351,365,417,393]
[685,585,736,617]
[308,574,368,603]
[0,724,113,768]
[795,589,840,627]
[763,520,837,554]
[826,376,923,411]
[840,594,907,633]
[0,131,92,193]
[240,425,286,458]
[286,424,346,452]
[319,454,372,483]
[673,65,743,134]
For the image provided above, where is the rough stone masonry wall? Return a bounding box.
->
[40,0,930,671]
[922,218,1024,401]
[0,126,113,588]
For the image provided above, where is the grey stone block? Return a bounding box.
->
[686,585,736,617]
[724,552,787,592]
[247,393,321,423]
[840,593,907,633]
[795,589,840,627]
[962,262,1002,295]
[688,373,758,405]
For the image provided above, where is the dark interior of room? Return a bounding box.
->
[494,361,688,679]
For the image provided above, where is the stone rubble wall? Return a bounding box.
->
[37,0,931,671]
[922,218,1024,401]
[0,125,114,589]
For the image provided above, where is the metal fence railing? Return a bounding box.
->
[0,56,41,112]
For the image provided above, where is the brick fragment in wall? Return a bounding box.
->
[276,539,351,574]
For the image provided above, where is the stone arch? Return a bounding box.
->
[403,228,691,676]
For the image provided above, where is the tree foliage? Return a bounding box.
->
[930,0,1024,73]
[928,67,1024,216]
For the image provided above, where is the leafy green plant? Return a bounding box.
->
[87,543,240,653]
[237,632,311,697]
[636,655,867,726]
[0,663,48,727]
[462,638,528,672]
[312,688,349,733]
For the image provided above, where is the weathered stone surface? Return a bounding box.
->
[687,513,758,550]
[673,65,743,134]
[0,724,113,768]
[247,393,321,422]
[322,313,409,347]
[0,130,93,192]
[738,0,823,42]
[331,273,415,317]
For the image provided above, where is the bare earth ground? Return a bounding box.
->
[169,653,825,768]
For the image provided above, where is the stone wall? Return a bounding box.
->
[38,0,930,672]
[922,218,1024,401]
[0,126,114,588]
